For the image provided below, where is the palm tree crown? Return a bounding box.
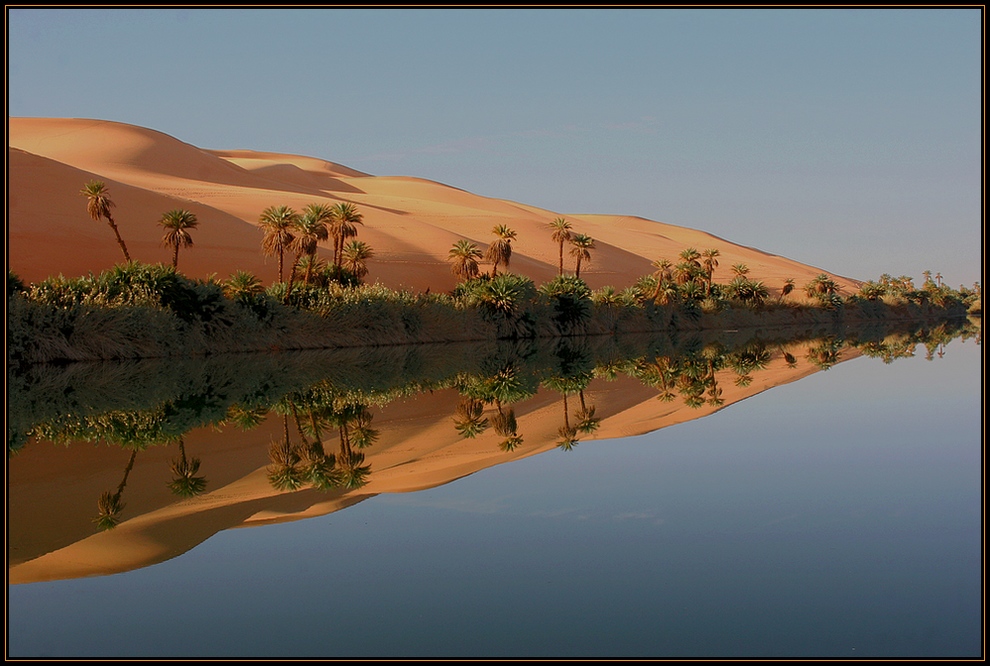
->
[158,209,198,269]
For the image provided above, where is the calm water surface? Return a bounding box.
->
[6,329,983,658]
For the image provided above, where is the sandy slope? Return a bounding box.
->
[8,342,843,584]
[8,117,860,295]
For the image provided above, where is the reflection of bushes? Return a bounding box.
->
[11,320,978,458]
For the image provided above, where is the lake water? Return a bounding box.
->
[6,322,983,658]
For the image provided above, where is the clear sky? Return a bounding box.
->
[7,7,983,287]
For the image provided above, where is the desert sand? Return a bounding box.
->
[8,117,859,296]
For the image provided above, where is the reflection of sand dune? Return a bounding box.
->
[8,343,851,584]
[8,117,858,296]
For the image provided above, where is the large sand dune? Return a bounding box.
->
[8,117,859,296]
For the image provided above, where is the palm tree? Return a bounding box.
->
[679,247,702,268]
[651,258,674,284]
[448,239,483,282]
[328,202,364,268]
[779,278,795,303]
[298,204,333,285]
[341,240,374,281]
[569,233,595,278]
[259,205,299,283]
[701,248,720,295]
[81,180,131,262]
[805,273,839,301]
[223,270,264,301]
[731,263,750,278]
[158,209,198,269]
[549,217,573,276]
[284,209,331,301]
[485,225,517,277]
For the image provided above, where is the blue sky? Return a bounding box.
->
[7,7,983,287]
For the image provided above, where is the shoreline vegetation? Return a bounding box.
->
[7,258,979,367]
[7,184,981,366]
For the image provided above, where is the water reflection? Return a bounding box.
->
[7,317,980,583]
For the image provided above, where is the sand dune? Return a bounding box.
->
[8,117,860,295]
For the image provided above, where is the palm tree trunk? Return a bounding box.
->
[172,244,180,268]
[284,254,301,303]
[278,251,285,283]
[304,251,316,285]
[106,216,132,262]
[575,257,582,279]
[558,242,564,276]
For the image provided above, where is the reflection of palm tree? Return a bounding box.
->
[574,390,600,435]
[267,437,304,492]
[95,449,138,531]
[349,408,380,449]
[490,407,518,438]
[498,435,524,452]
[168,438,207,497]
[337,406,377,489]
[267,414,304,491]
[223,403,269,430]
[489,400,522,453]
[453,397,490,438]
[557,425,579,451]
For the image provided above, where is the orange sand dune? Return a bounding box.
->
[8,117,860,296]
[8,341,844,583]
